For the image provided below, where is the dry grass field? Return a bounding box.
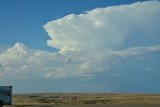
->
[4,93,160,107]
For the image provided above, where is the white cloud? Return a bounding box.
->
[147,68,155,71]
[111,45,160,58]
[109,73,121,77]
[0,43,159,79]
[0,1,160,79]
[43,0,160,53]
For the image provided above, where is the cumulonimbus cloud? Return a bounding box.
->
[43,0,160,53]
[0,1,160,79]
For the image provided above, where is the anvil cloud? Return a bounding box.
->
[0,1,160,79]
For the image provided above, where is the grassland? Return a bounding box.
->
[4,93,160,107]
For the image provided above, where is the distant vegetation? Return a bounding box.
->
[4,93,160,107]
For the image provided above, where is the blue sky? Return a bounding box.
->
[0,0,145,51]
[0,0,160,93]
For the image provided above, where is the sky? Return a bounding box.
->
[0,0,160,93]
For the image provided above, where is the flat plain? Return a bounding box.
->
[4,93,160,107]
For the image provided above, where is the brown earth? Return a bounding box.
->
[3,93,160,107]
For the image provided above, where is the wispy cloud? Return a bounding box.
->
[0,1,160,79]
[147,68,155,71]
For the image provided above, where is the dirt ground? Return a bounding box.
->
[3,93,160,107]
